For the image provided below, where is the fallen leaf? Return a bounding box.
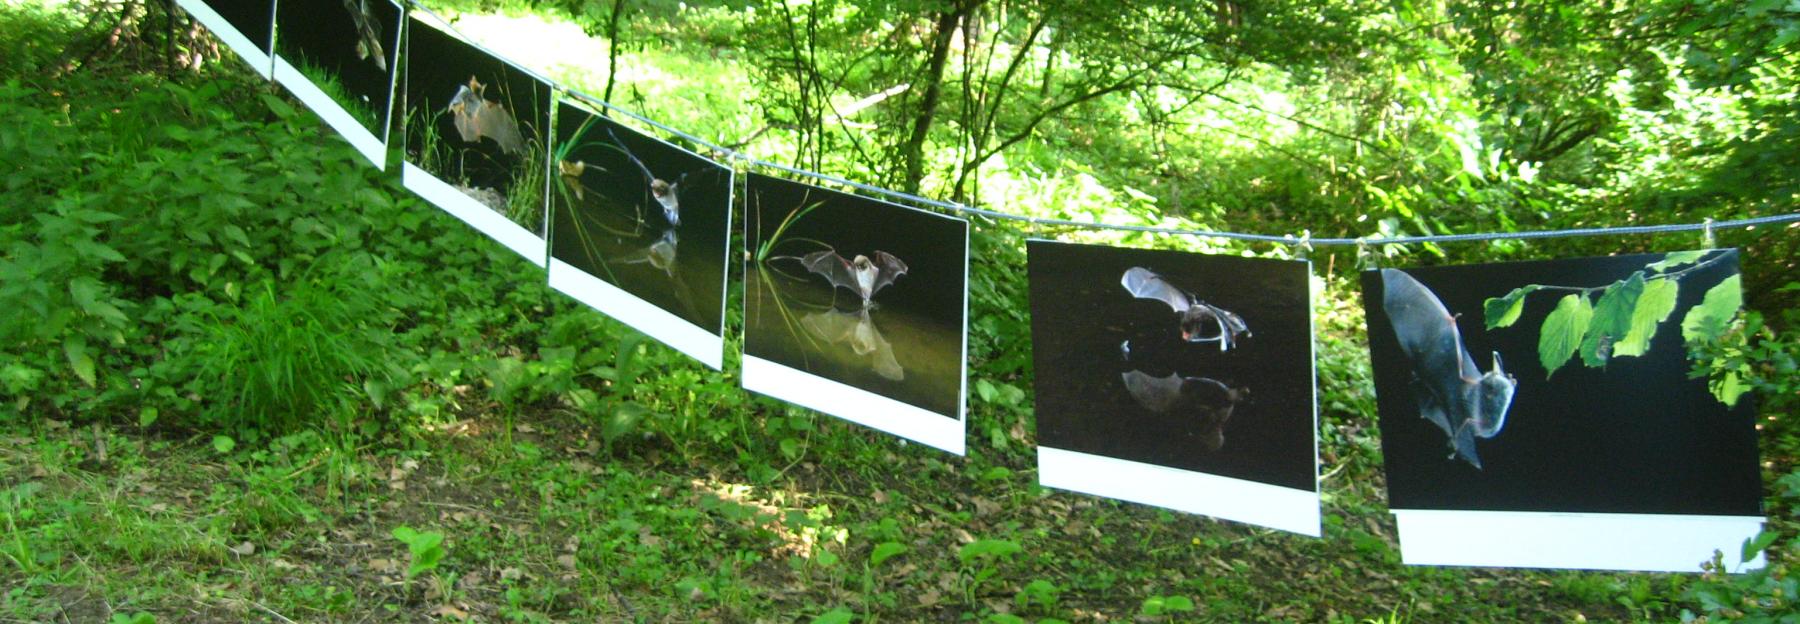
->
[557,555,577,570]
[919,589,941,607]
[500,567,525,581]
[228,541,255,556]
[872,490,889,505]
[431,604,471,620]
[367,558,400,573]
[515,424,536,433]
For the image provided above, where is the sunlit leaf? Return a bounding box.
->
[1580,272,1643,367]
[1681,275,1743,346]
[62,336,95,388]
[1614,278,1679,358]
[1645,250,1708,273]
[810,608,853,624]
[1483,285,1539,329]
[1538,293,1592,378]
[869,542,908,568]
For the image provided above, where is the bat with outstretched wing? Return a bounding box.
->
[802,308,904,381]
[447,77,526,154]
[1379,268,1517,469]
[799,250,908,306]
[1121,371,1246,451]
[342,0,386,71]
[1120,267,1250,351]
[606,128,687,226]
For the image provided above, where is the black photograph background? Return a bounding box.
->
[1362,250,1761,515]
[204,0,274,54]
[274,0,403,142]
[1029,241,1316,492]
[548,97,732,336]
[402,15,552,235]
[744,172,968,418]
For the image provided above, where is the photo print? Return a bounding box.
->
[400,12,553,265]
[546,94,733,369]
[176,0,275,77]
[272,0,404,167]
[1027,241,1319,536]
[742,172,969,454]
[1361,250,1763,572]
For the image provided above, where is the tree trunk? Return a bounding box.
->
[899,7,966,194]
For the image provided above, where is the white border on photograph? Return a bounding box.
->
[1038,446,1321,537]
[176,0,272,78]
[547,258,724,370]
[743,355,965,455]
[402,162,546,267]
[272,57,387,169]
[1393,509,1766,572]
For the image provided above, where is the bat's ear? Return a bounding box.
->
[1489,351,1509,376]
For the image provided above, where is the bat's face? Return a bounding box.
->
[649,179,679,225]
[1473,351,1516,437]
[850,255,879,299]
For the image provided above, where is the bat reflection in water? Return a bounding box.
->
[1379,269,1516,469]
[1121,371,1246,451]
[607,128,687,226]
[1121,267,1250,351]
[802,308,904,381]
[799,250,908,307]
[342,0,385,71]
[616,228,679,278]
[447,77,526,154]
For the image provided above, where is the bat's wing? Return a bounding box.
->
[606,127,657,184]
[802,309,859,344]
[1450,422,1482,469]
[1121,370,1184,413]
[799,250,861,297]
[1120,267,1193,314]
[475,100,526,154]
[868,251,909,298]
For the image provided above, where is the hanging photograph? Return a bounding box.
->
[400,12,553,266]
[1027,240,1319,536]
[546,94,733,369]
[1361,249,1763,572]
[742,172,969,454]
[176,0,275,77]
[272,0,403,168]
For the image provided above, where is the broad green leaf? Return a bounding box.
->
[212,435,236,454]
[779,437,801,459]
[1682,275,1742,346]
[1742,530,1779,563]
[1711,371,1748,408]
[1538,294,1592,378]
[1162,596,1196,612]
[1580,273,1644,367]
[62,337,96,387]
[1483,285,1539,329]
[957,539,1022,563]
[258,93,297,118]
[984,614,1026,624]
[1614,278,1679,358]
[1645,250,1707,273]
[976,378,997,402]
[138,407,159,428]
[869,542,908,568]
[810,608,854,624]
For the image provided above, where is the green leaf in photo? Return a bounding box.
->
[1484,285,1539,329]
[1580,272,1643,367]
[1710,371,1748,408]
[1645,250,1708,273]
[869,542,908,568]
[1613,278,1679,358]
[1682,275,1742,346]
[1539,293,1593,378]
[62,336,95,388]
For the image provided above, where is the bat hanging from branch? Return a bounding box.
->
[447,77,526,154]
[797,250,908,307]
[1120,267,1250,351]
[342,0,386,71]
[1379,268,1516,469]
[1120,371,1246,451]
[606,128,687,227]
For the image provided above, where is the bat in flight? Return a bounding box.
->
[342,0,386,71]
[802,308,904,381]
[447,77,526,154]
[1379,268,1516,469]
[1120,267,1250,351]
[799,250,908,307]
[1121,371,1246,451]
[607,128,687,227]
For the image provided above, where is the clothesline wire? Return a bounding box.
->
[406,2,1800,248]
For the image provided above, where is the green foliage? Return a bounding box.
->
[1138,594,1194,617]
[109,613,155,624]
[391,526,449,579]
